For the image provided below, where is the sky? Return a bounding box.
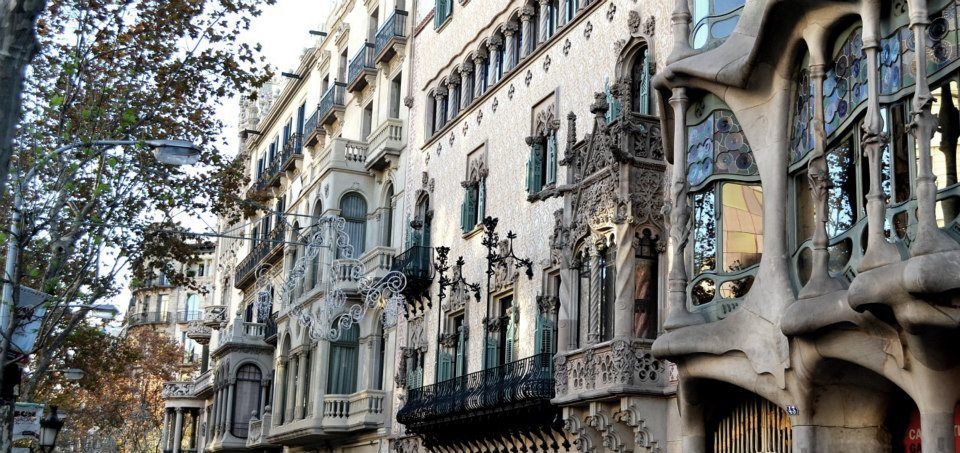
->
[112,0,335,317]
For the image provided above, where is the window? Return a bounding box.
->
[390,74,402,118]
[485,295,516,368]
[546,0,558,37]
[362,102,373,139]
[631,47,653,115]
[296,102,306,136]
[598,244,615,342]
[634,229,659,339]
[381,184,394,247]
[327,324,360,394]
[374,324,386,390]
[309,201,323,288]
[282,119,292,150]
[232,364,262,438]
[368,9,379,42]
[526,131,558,195]
[687,95,761,311]
[197,263,205,277]
[438,314,467,381]
[182,294,200,321]
[534,301,556,356]
[339,49,348,81]
[340,193,368,258]
[564,0,579,22]
[691,0,745,50]
[460,179,485,232]
[434,0,453,28]
[576,258,589,348]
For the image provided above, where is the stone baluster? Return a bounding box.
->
[473,53,487,98]
[664,87,702,329]
[503,22,519,70]
[461,62,475,108]
[538,0,550,43]
[799,63,847,298]
[907,0,960,256]
[859,2,901,271]
[520,6,536,58]
[448,72,461,118]
[487,36,503,87]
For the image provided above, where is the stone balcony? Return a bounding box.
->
[315,137,368,176]
[364,118,404,171]
[246,410,278,449]
[321,390,386,432]
[203,305,228,329]
[211,317,273,360]
[552,339,676,405]
[360,246,396,281]
[265,390,390,445]
[192,369,214,398]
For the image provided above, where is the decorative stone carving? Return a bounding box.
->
[543,54,552,72]
[162,382,193,398]
[606,3,617,21]
[614,404,664,453]
[630,168,665,227]
[508,84,515,99]
[439,332,458,348]
[537,295,559,315]
[556,341,668,400]
[583,21,593,39]
[403,95,414,108]
[203,305,228,329]
[525,70,533,86]
[563,38,572,56]
[186,321,212,344]
[492,97,499,112]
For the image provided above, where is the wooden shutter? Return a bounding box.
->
[438,351,453,381]
[531,142,544,193]
[484,336,499,369]
[460,195,469,232]
[455,327,466,377]
[534,313,544,354]
[477,181,486,220]
[546,132,558,185]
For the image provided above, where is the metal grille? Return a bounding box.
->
[712,396,792,453]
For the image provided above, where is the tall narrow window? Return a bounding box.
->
[327,324,360,394]
[296,102,306,137]
[340,193,368,258]
[598,245,616,342]
[631,47,652,115]
[526,130,558,195]
[382,184,394,247]
[691,0,745,50]
[375,324,386,390]
[362,102,374,139]
[576,259,590,348]
[232,365,262,438]
[634,229,659,339]
[310,201,323,288]
[390,74,402,118]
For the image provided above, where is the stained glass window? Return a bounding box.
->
[687,104,757,188]
[791,69,814,163]
[691,0,745,50]
[824,28,868,136]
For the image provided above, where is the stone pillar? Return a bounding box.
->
[274,360,286,425]
[189,410,198,450]
[295,352,307,419]
[460,62,475,108]
[668,0,693,62]
[858,5,901,271]
[556,266,577,352]
[172,408,184,453]
[538,0,550,43]
[447,72,461,118]
[225,381,235,436]
[260,378,269,416]
[664,87,702,329]
[614,222,636,338]
[520,6,535,58]
[587,249,601,345]
[212,389,221,435]
[285,355,297,422]
[160,409,171,451]
[473,53,487,98]
[487,37,503,87]
[200,343,209,373]
[908,3,960,256]
[433,86,448,130]
[503,23,519,70]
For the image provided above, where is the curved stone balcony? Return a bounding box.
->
[202,305,228,329]
[552,339,676,405]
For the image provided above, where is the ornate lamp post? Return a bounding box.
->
[38,405,64,452]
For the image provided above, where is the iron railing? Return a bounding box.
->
[396,353,554,427]
[264,311,278,344]
[318,82,347,122]
[127,311,168,326]
[392,246,434,282]
[234,225,286,287]
[177,310,201,322]
[347,42,376,87]
[280,133,303,170]
[304,108,320,138]
[375,10,408,59]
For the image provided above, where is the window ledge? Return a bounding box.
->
[526,185,562,203]
[461,224,483,239]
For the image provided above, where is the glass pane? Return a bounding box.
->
[826,137,858,237]
[931,81,960,191]
[710,15,739,40]
[633,257,657,339]
[719,275,754,298]
[797,247,813,287]
[693,190,717,274]
[721,183,763,272]
[937,195,960,227]
[795,169,815,244]
[691,278,716,306]
[828,238,853,274]
[893,210,910,239]
[890,103,912,203]
[713,0,744,15]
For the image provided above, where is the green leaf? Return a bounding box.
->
[50,95,64,107]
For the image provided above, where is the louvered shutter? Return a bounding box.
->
[525,152,534,194]
[438,351,453,381]
[531,142,544,193]
[477,182,486,220]
[534,313,544,354]
[505,310,516,363]
[546,132,558,185]
[455,327,466,377]
[484,336,499,369]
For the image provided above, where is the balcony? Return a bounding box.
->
[317,82,346,128]
[126,311,168,326]
[374,10,408,64]
[552,339,674,405]
[303,108,323,147]
[264,311,278,345]
[161,381,195,399]
[212,318,273,359]
[177,310,201,323]
[203,305,228,328]
[392,246,434,310]
[397,353,555,436]
[316,137,368,175]
[321,390,386,432]
[365,118,404,171]
[279,133,304,173]
[234,224,286,288]
[193,369,214,397]
[246,411,277,449]
[346,43,376,93]
[360,246,397,280]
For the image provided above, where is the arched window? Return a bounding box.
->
[691,0,745,50]
[231,364,262,438]
[310,201,323,289]
[340,193,367,258]
[598,243,616,342]
[687,94,761,318]
[631,46,653,115]
[411,194,431,248]
[327,323,360,394]
[290,222,302,297]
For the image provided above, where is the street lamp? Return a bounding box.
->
[38,405,64,452]
[145,140,202,166]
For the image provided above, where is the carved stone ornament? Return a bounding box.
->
[508,84,516,100]
[491,240,520,292]
[536,294,559,314]
[403,95,414,108]
[543,54,552,72]
[563,38,572,56]
[483,315,504,332]
[525,70,533,86]
[606,2,617,21]
[492,97,499,112]
[162,382,194,398]
[584,21,593,39]
[439,332,459,348]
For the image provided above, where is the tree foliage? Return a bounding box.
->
[33,326,187,452]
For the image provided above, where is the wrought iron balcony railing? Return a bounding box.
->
[234,225,286,288]
[304,108,321,146]
[392,245,434,281]
[375,10,408,63]
[317,82,347,127]
[396,352,554,428]
[127,311,169,326]
[347,42,376,92]
[279,133,303,172]
[177,310,201,323]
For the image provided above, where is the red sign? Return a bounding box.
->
[903,405,960,453]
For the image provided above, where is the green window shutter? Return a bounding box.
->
[525,152,534,194]
[505,313,516,363]
[534,313,544,354]
[484,336,499,369]
[543,317,555,356]
[477,181,486,220]
[455,327,466,376]
[531,142,544,193]
[438,351,453,381]
[460,190,470,232]
[546,133,558,185]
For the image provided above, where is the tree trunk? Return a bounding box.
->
[0,0,47,194]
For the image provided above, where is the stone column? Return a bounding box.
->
[172,408,184,453]
[487,37,503,87]
[664,87,702,329]
[907,2,960,256]
[858,5,901,271]
[212,389,221,435]
[160,409,171,451]
[285,354,298,422]
[587,248,601,345]
[295,352,307,419]
[460,62,475,107]
[225,381,235,436]
[447,72,461,118]
[274,359,286,425]
[473,53,487,98]
[503,23,519,70]
[556,266,577,352]
[433,86,448,130]
[538,0,550,43]
[614,222,636,338]
[189,410,198,450]
[260,378,269,416]
[668,0,693,62]
[520,6,535,58]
